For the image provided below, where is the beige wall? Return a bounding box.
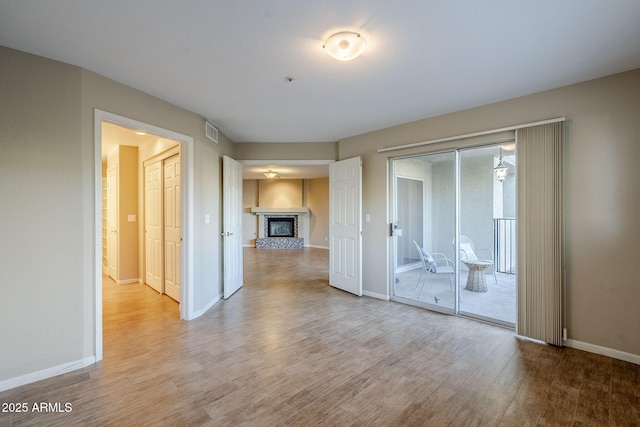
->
[235,142,336,160]
[339,68,640,357]
[116,146,138,281]
[306,178,330,248]
[242,180,259,246]
[1,46,86,381]
[258,179,303,207]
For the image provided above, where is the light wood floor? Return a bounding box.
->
[1,248,639,426]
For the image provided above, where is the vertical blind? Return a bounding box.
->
[516,122,564,346]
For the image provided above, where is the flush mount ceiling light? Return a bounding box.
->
[263,170,279,179]
[323,31,367,61]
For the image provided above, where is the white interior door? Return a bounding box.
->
[145,161,163,293]
[223,155,243,299]
[106,164,118,280]
[329,156,362,296]
[164,154,181,302]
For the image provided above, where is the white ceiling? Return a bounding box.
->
[2,1,640,144]
[101,122,160,162]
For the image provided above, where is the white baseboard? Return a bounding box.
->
[186,295,221,320]
[116,278,139,285]
[307,245,329,250]
[565,339,640,365]
[0,356,96,392]
[363,290,389,301]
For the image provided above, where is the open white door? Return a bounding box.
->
[329,156,362,296]
[223,155,243,299]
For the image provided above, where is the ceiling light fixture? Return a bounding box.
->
[263,170,279,179]
[135,130,146,135]
[323,31,367,61]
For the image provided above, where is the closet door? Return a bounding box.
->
[163,154,181,302]
[145,161,163,293]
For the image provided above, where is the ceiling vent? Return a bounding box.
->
[205,121,219,144]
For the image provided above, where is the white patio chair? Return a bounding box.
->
[458,235,497,284]
[413,240,455,299]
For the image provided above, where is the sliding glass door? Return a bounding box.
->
[392,152,456,313]
[391,144,516,326]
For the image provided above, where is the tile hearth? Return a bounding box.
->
[256,237,304,249]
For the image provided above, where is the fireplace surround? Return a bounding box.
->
[251,207,309,249]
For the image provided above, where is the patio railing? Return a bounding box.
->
[494,218,516,274]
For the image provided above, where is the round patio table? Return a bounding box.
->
[462,259,493,292]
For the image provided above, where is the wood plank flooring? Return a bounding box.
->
[1,248,639,426]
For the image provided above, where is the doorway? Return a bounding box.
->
[391,143,516,327]
[94,110,195,362]
[238,161,334,287]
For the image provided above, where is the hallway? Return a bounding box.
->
[0,248,638,425]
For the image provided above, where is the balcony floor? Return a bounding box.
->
[394,265,516,325]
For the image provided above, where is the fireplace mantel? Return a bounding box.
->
[251,207,309,214]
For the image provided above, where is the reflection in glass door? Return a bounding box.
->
[395,177,424,269]
[391,144,516,327]
[392,152,456,313]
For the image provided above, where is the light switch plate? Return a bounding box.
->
[128,214,136,222]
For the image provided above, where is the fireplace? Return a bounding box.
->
[250,207,309,249]
[268,217,295,237]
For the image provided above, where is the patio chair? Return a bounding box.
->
[413,240,455,299]
[458,235,497,284]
